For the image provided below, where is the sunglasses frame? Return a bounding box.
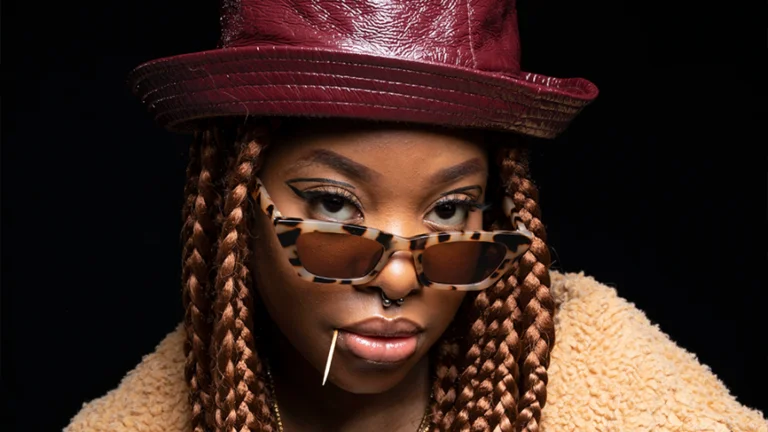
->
[251,178,534,291]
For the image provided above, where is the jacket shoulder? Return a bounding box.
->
[543,270,767,431]
[64,323,191,432]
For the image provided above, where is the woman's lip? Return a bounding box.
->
[340,316,424,337]
[338,331,419,363]
[337,317,424,363]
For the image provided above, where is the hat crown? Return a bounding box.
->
[218,0,521,75]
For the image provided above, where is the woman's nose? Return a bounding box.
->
[372,250,420,302]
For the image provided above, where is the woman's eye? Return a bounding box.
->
[425,201,470,227]
[288,184,364,222]
[435,202,460,219]
[310,194,360,221]
[320,196,344,213]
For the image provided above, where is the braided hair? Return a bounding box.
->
[180,118,555,432]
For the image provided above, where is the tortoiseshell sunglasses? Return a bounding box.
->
[251,178,534,291]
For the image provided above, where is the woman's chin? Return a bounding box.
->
[323,348,426,394]
[326,366,414,394]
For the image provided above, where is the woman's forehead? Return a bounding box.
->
[264,119,490,182]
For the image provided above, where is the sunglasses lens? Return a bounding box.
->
[296,232,384,279]
[422,242,506,285]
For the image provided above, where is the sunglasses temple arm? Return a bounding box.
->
[253,178,285,220]
[503,196,534,239]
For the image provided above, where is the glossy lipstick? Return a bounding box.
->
[338,317,423,363]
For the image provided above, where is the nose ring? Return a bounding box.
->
[381,291,405,307]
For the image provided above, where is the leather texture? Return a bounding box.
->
[129,0,599,138]
[219,0,522,75]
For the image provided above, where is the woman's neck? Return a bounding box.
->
[267,330,432,432]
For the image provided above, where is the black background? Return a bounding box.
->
[3,0,765,430]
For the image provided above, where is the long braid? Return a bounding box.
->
[486,275,523,431]
[453,283,524,431]
[477,277,524,431]
[451,286,492,429]
[500,147,555,432]
[182,130,225,431]
[451,273,523,431]
[428,143,552,432]
[431,293,477,430]
[180,134,201,429]
[211,124,277,432]
[431,338,460,428]
[231,125,275,430]
[481,158,524,431]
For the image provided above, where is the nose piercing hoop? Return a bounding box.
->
[381,291,405,308]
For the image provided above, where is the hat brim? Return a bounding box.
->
[128,45,598,139]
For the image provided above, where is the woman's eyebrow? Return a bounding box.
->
[439,185,483,197]
[285,177,356,188]
[291,149,381,183]
[428,157,485,185]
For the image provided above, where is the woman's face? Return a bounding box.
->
[251,119,488,394]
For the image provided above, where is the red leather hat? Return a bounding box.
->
[129,0,599,138]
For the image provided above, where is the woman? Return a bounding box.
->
[66,0,767,431]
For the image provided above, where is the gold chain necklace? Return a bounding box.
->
[265,366,431,432]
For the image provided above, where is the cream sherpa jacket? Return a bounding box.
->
[66,271,768,431]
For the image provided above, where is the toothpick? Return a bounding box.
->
[322,329,339,386]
